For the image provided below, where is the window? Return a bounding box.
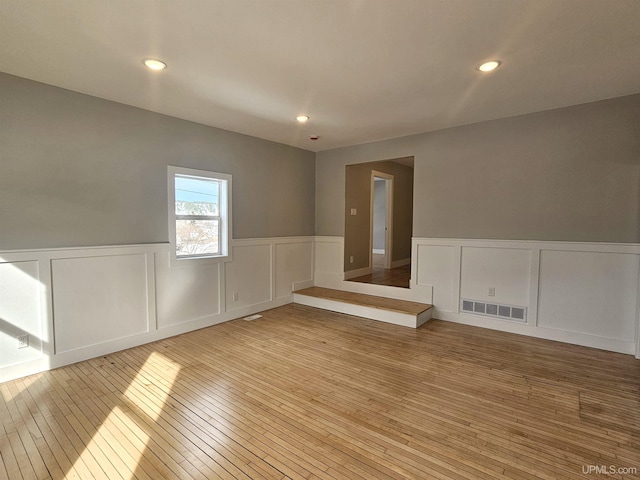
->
[168,166,231,261]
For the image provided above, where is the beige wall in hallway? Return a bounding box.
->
[344,159,413,271]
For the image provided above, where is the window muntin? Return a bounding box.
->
[169,167,231,261]
[175,175,220,257]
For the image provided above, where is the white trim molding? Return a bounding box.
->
[344,266,373,280]
[370,170,394,270]
[391,257,411,269]
[167,165,233,265]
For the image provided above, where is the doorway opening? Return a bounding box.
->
[344,157,414,289]
[372,171,393,270]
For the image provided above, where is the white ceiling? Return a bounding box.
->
[1,0,639,152]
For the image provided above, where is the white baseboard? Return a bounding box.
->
[344,266,372,280]
[435,310,635,355]
[292,279,314,292]
[391,257,411,268]
[314,271,345,285]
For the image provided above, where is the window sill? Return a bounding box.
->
[169,252,232,268]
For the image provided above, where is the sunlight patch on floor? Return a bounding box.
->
[69,352,180,479]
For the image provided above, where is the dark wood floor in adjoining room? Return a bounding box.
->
[349,254,411,288]
[2,305,640,480]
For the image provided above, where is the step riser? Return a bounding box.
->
[294,293,432,329]
[416,309,432,328]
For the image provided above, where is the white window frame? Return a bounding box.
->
[168,165,232,264]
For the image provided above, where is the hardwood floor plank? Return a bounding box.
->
[2,304,639,479]
[115,347,328,480]
[81,358,237,480]
[6,429,37,480]
[0,430,21,480]
[0,450,10,480]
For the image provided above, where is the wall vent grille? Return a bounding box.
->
[461,299,527,323]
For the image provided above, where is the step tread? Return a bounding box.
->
[294,287,432,316]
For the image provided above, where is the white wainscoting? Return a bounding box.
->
[3,235,636,383]
[275,241,314,299]
[0,259,45,371]
[52,253,153,354]
[414,238,640,357]
[312,236,639,356]
[314,236,345,286]
[155,252,222,329]
[460,247,532,308]
[0,245,158,383]
[415,244,458,313]
[537,250,639,342]
[0,236,315,383]
[226,243,272,311]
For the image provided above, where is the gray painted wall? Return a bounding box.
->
[0,73,315,250]
[317,94,640,243]
[344,160,414,271]
[3,72,639,251]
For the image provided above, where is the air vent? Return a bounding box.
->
[461,299,527,323]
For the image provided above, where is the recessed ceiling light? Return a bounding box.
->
[477,60,501,72]
[143,58,167,71]
[296,115,310,123]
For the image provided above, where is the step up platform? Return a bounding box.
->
[293,287,433,328]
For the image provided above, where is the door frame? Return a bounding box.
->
[370,170,394,270]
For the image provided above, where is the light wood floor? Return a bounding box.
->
[2,305,640,479]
